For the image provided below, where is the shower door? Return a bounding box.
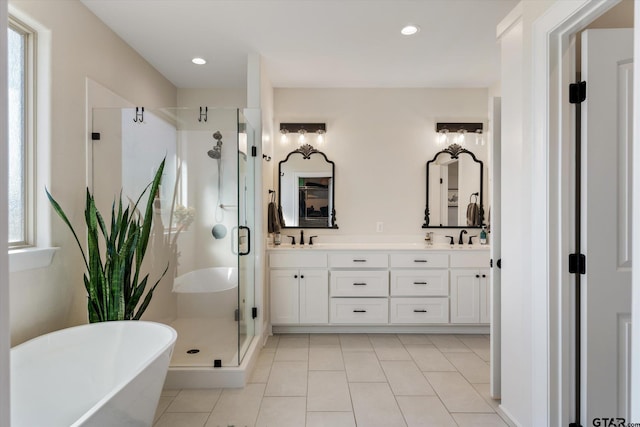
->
[237,110,256,362]
[91,106,256,368]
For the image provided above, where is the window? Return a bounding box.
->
[8,19,34,248]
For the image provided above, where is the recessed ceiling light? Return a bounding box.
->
[401,24,420,36]
[191,57,207,65]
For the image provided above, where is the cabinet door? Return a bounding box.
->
[270,269,299,324]
[300,269,329,324]
[450,269,480,323]
[479,269,490,324]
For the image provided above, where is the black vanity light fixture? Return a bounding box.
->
[436,122,484,146]
[280,123,326,145]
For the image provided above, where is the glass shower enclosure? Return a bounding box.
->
[91,106,256,367]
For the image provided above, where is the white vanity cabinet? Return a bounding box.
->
[329,252,389,324]
[389,252,449,324]
[267,246,490,331]
[449,251,491,324]
[269,253,329,325]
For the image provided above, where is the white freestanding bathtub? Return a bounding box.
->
[11,321,177,427]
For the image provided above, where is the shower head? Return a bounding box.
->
[207,131,223,159]
[208,147,221,159]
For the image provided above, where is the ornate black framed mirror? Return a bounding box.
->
[422,143,484,228]
[278,144,338,228]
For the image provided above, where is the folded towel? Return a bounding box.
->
[268,202,281,233]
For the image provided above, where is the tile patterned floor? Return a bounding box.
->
[154,333,515,427]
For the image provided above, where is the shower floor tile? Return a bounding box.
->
[168,317,239,367]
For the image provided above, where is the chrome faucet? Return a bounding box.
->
[458,229,468,245]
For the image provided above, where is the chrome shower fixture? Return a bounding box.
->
[207,131,223,159]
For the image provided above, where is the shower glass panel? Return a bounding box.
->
[91,107,256,368]
[237,110,256,362]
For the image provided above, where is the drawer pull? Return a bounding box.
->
[353,309,367,313]
[414,259,428,263]
[413,281,428,285]
[353,282,367,286]
[353,259,367,263]
[413,309,428,313]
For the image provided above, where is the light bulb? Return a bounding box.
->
[280,128,289,144]
[475,129,484,145]
[298,129,306,145]
[316,130,325,144]
[456,129,466,145]
[437,129,449,145]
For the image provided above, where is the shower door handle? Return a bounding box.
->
[239,226,251,256]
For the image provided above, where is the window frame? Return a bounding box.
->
[8,17,36,249]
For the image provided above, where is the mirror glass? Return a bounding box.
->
[423,144,483,228]
[278,144,338,228]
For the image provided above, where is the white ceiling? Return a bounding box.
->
[81,0,517,89]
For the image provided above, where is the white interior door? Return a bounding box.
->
[489,97,501,398]
[581,28,633,421]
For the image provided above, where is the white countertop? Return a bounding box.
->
[266,242,490,251]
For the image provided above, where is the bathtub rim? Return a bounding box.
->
[172,266,238,293]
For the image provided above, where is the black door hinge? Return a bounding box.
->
[91,132,101,141]
[569,81,586,104]
[251,146,257,157]
[569,253,586,274]
[252,307,258,319]
[490,259,493,268]
[440,178,443,184]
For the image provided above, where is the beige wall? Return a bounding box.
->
[272,88,489,238]
[178,88,246,108]
[9,0,176,345]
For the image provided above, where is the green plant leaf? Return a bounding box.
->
[45,188,89,271]
[48,158,168,322]
[137,159,165,266]
[133,263,168,320]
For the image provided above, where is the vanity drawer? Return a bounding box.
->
[329,253,388,268]
[449,252,490,268]
[390,270,448,296]
[330,298,389,324]
[330,271,389,297]
[389,298,449,324]
[270,252,328,268]
[390,253,448,268]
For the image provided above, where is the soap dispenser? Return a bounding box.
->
[479,226,487,245]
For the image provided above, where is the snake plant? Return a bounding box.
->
[46,159,167,322]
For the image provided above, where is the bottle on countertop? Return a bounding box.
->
[274,232,281,245]
[479,226,487,245]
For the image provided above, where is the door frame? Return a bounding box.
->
[530,0,630,424]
